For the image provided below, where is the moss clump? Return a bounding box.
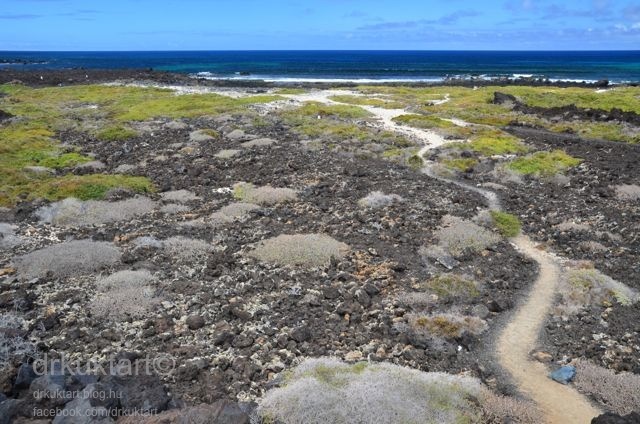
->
[507,150,582,176]
[38,152,90,169]
[96,125,138,141]
[382,148,403,158]
[36,174,154,201]
[424,274,480,300]
[490,211,522,237]
[442,158,478,172]
[407,154,424,170]
[466,134,528,156]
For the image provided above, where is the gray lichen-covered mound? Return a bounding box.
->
[0,223,22,250]
[90,270,160,320]
[233,182,297,205]
[248,233,349,267]
[210,202,260,225]
[36,196,157,227]
[435,215,501,256]
[258,357,541,424]
[13,240,121,280]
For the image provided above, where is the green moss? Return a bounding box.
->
[200,128,221,138]
[39,152,90,169]
[407,154,424,170]
[507,150,582,176]
[382,148,403,158]
[96,125,138,141]
[442,158,478,172]
[464,132,528,156]
[490,211,522,237]
[424,274,479,300]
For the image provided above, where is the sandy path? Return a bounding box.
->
[423,166,600,423]
[281,90,452,150]
[498,235,601,423]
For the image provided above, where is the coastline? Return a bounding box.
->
[0,68,622,89]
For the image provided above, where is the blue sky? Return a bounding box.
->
[1,0,639,50]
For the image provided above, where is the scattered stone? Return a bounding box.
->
[215,149,241,159]
[23,166,55,175]
[113,164,137,174]
[189,129,217,142]
[186,315,205,330]
[531,351,553,363]
[344,351,363,362]
[242,138,275,148]
[159,190,201,203]
[74,160,106,174]
[549,365,576,384]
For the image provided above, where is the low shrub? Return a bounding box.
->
[36,196,156,227]
[96,125,138,141]
[435,215,501,256]
[159,190,201,203]
[573,359,640,415]
[490,211,522,237]
[258,357,483,424]
[507,150,582,176]
[248,234,349,267]
[406,154,424,170]
[258,357,539,424]
[423,274,480,301]
[214,149,241,159]
[210,202,260,225]
[442,158,478,172]
[164,236,212,263]
[358,191,403,208]
[613,184,640,201]
[557,267,639,315]
[90,270,160,320]
[13,240,121,280]
[407,313,488,339]
[0,223,21,250]
[233,182,297,205]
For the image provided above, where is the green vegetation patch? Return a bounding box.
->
[442,158,478,172]
[507,150,582,176]
[329,95,405,109]
[96,125,138,141]
[393,114,455,129]
[423,274,480,300]
[274,88,307,95]
[490,211,522,237]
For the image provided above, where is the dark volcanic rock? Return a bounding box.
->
[591,412,640,424]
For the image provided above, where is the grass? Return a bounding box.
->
[393,114,456,129]
[490,211,522,237]
[96,125,138,141]
[423,274,479,300]
[287,101,371,119]
[0,84,283,206]
[463,131,528,156]
[442,158,478,172]
[329,95,405,109]
[274,88,307,95]
[507,150,582,176]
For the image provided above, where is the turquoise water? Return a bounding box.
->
[1,51,639,83]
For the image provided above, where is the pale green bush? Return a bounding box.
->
[258,357,540,424]
[36,197,156,227]
[90,270,160,320]
[14,240,121,280]
[210,202,260,225]
[435,215,501,256]
[164,236,212,262]
[357,191,403,208]
[557,267,639,315]
[233,182,297,205]
[249,234,349,267]
[573,359,640,415]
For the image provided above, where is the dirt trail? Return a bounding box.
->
[499,235,601,423]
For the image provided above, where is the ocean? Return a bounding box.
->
[1,51,639,83]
